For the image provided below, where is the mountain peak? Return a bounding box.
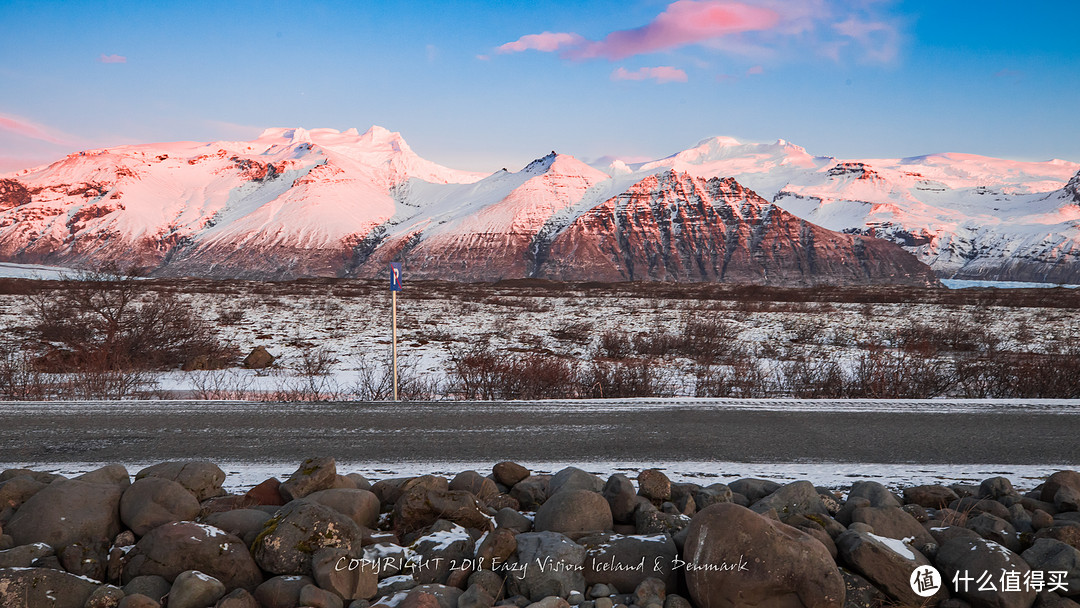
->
[1067,170,1080,204]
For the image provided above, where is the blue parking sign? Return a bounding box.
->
[390,262,402,291]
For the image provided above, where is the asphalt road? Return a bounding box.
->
[0,399,1077,465]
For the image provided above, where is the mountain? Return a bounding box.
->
[619,136,1080,282]
[11,126,1076,284]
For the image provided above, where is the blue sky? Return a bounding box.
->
[1,0,1078,173]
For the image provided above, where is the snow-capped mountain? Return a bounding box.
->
[616,136,1080,282]
[3,126,1073,284]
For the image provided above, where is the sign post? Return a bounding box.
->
[389,262,402,401]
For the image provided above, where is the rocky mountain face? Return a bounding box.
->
[8,126,1076,284]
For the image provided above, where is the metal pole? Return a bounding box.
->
[392,289,399,402]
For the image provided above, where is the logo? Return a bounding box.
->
[910,565,942,597]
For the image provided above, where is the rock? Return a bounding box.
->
[850,506,936,550]
[1035,592,1080,608]
[1034,510,1057,531]
[245,478,287,506]
[371,477,413,507]
[469,570,505,598]
[76,464,131,488]
[496,508,533,534]
[478,527,518,565]
[0,468,64,484]
[253,501,364,575]
[683,502,845,608]
[935,536,1036,608]
[633,506,690,536]
[302,488,382,529]
[0,474,47,510]
[526,597,570,608]
[952,498,1012,520]
[203,508,273,546]
[460,583,497,608]
[594,599,614,608]
[1036,526,1080,551]
[169,570,227,608]
[534,489,613,539]
[118,594,161,608]
[967,513,1022,553]
[280,457,339,502]
[840,570,889,608]
[452,471,500,502]
[692,485,733,511]
[0,567,99,607]
[579,532,678,593]
[123,575,172,602]
[215,588,260,608]
[120,476,201,536]
[728,479,781,504]
[663,594,692,608]
[1057,487,1080,513]
[123,521,262,591]
[408,584,465,608]
[510,476,550,511]
[394,487,493,537]
[403,591,444,608]
[494,463,531,488]
[136,461,226,502]
[633,577,666,606]
[488,495,522,512]
[549,468,604,496]
[637,470,671,503]
[302,583,346,608]
[603,475,638,524]
[243,345,275,369]
[980,477,1019,500]
[1021,539,1080,597]
[254,575,316,608]
[1043,472,1080,504]
[905,485,960,509]
[836,529,945,605]
[0,541,54,567]
[848,481,902,509]
[59,539,109,580]
[508,532,587,601]
[84,584,126,608]
[750,481,830,520]
[7,479,123,551]
[410,522,476,584]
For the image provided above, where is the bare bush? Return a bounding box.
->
[446,344,579,400]
[845,350,953,398]
[353,352,438,401]
[581,358,675,399]
[190,369,256,400]
[782,358,845,398]
[0,347,57,400]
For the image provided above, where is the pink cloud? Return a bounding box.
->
[572,1,779,60]
[746,65,764,75]
[497,32,584,54]
[0,113,80,146]
[97,54,127,64]
[611,66,688,83]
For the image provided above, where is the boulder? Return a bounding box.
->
[410,522,476,584]
[478,527,518,566]
[75,464,131,488]
[967,513,1022,553]
[254,575,316,608]
[7,479,123,550]
[120,476,201,536]
[692,485,733,511]
[1043,472,1080,504]
[549,468,604,496]
[302,488,382,529]
[839,570,889,608]
[637,470,672,503]
[905,485,960,509]
[534,489,613,539]
[508,532,587,601]
[1057,487,1080,513]
[980,477,1019,500]
[85,585,126,608]
[496,508,533,534]
[203,508,273,547]
[578,532,678,593]
[0,541,54,567]
[313,547,379,600]
[407,584,464,608]
[511,476,551,511]
[123,575,172,602]
[848,481,902,509]
[136,461,226,502]
[243,345,275,369]
[728,479,782,504]
[683,502,845,608]
[1021,539,1080,597]
[0,567,99,608]
[169,570,227,608]
[494,463,531,488]
[123,521,263,591]
[253,501,364,575]
[59,539,109,580]
[0,474,47,511]
[394,487,493,536]
[460,582,497,608]
[836,529,945,605]
[603,475,638,524]
[935,536,1036,608]
[301,583,346,608]
[245,478,287,506]
[215,588,260,608]
[750,481,830,520]
[850,506,936,550]
[451,471,500,502]
[117,594,161,608]
[1036,526,1080,551]
[280,457,339,502]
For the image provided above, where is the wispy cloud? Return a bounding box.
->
[832,17,898,62]
[611,66,688,83]
[497,32,584,54]
[97,53,127,64]
[0,113,81,146]
[746,65,764,75]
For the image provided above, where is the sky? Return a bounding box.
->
[1,0,1079,174]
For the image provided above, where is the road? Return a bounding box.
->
[1,399,1077,465]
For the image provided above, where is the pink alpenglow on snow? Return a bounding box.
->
[611,66,689,83]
